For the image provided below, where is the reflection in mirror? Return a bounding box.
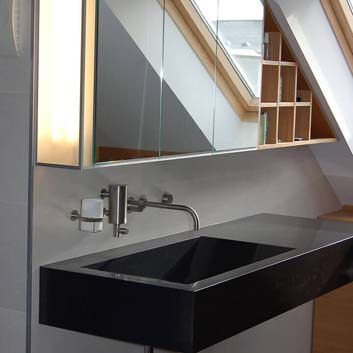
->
[160,0,218,157]
[193,0,263,97]
[213,0,263,151]
[94,0,164,163]
[94,0,264,164]
[186,0,264,151]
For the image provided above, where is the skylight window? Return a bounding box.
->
[192,0,264,97]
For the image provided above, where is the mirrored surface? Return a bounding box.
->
[94,0,164,162]
[213,0,263,151]
[94,0,264,164]
[193,0,263,96]
[160,0,218,156]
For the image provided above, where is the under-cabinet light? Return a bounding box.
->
[36,0,96,167]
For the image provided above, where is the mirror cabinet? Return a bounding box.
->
[94,0,264,164]
[35,0,336,168]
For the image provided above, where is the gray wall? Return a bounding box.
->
[32,146,340,353]
[0,0,32,352]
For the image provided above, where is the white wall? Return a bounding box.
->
[0,0,31,352]
[269,0,353,204]
[32,146,340,353]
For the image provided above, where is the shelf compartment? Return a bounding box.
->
[311,98,336,139]
[259,107,278,145]
[296,90,312,103]
[295,107,311,141]
[261,65,279,103]
[278,107,295,143]
[297,68,310,91]
[281,37,295,62]
[263,32,281,61]
[279,65,297,103]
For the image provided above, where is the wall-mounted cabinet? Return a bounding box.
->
[34,0,337,169]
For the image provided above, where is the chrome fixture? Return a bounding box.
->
[70,199,104,233]
[128,192,200,231]
[71,185,200,238]
[101,185,129,237]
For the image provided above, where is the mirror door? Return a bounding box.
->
[94,0,164,163]
[160,0,218,157]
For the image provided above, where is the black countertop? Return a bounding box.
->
[43,213,353,290]
[40,214,353,352]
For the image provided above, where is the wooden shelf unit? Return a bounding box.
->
[258,6,337,148]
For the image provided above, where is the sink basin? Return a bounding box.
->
[40,214,353,353]
[86,237,292,284]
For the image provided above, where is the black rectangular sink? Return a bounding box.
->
[40,214,353,353]
[86,237,292,284]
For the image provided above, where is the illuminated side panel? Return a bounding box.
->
[83,0,96,167]
[37,0,83,166]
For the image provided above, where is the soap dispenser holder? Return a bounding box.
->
[70,198,104,233]
[70,184,129,237]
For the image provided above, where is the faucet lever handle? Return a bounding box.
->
[162,192,173,204]
[100,188,110,199]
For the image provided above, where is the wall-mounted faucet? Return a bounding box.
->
[127,193,200,231]
[72,184,200,238]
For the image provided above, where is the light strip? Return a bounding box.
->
[37,0,83,166]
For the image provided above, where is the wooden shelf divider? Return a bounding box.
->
[258,4,337,149]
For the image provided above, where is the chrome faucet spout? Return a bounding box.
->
[128,194,200,231]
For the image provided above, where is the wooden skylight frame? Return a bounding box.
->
[163,0,260,122]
